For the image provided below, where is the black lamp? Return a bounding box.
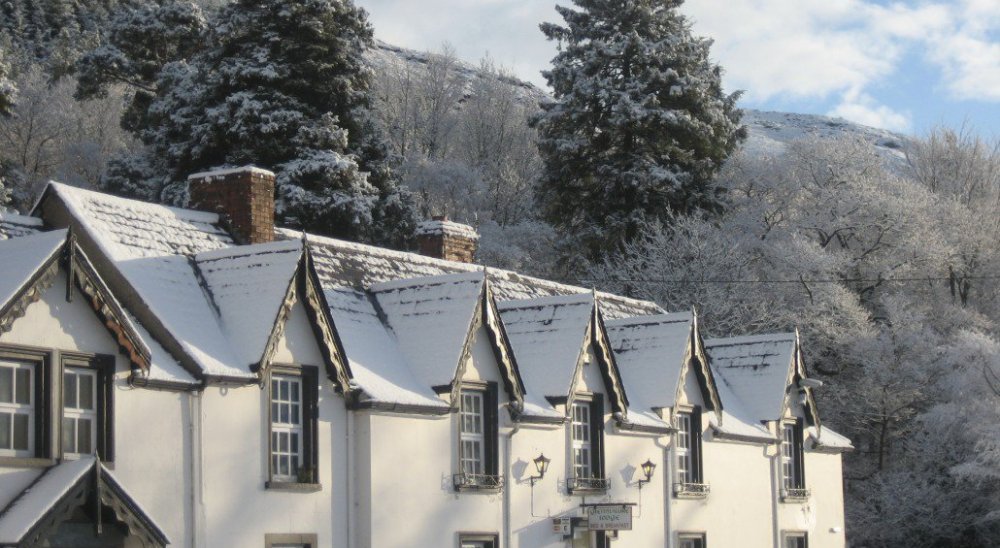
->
[638,459,657,488]
[530,453,551,486]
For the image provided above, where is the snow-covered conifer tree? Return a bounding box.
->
[533,0,745,259]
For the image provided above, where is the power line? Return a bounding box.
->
[570,274,1000,285]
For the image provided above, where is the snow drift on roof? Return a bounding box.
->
[372,272,484,389]
[129,313,198,386]
[0,229,66,310]
[415,219,479,240]
[48,182,232,259]
[706,333,797,423]
[709,372,775,442]
[808,425,854,451]
[0,211,43,240]
[605,312,691,413]
[196,240,303,368]
[498,293,594,403]
[325,288,446,409]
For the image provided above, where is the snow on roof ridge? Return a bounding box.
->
[290,229,661,314]
[496,291,595,310]
[187,165,275,180]
[604,311,692,328]
[194,238,302,262]
[369,270,485,293]
[704,332,797,348]
[47,181,223,224]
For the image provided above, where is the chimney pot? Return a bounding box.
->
[415,218,479,263]
[188,166,275,245]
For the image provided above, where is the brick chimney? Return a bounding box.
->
[416,216,479,263]
[188,166,275,245]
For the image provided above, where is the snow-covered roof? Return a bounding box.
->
[195,240,303,368]
[709,372,775,442]
[0,229,65,311]
[415,219,479,241]
[807,425,854,452]
[498,293,594,405]
[0,211,43,240]
[605,313,691,413]
[372,272,484,389]
[187,165,275,180]
[706,333,797,423]
[325,288,447,410]
[0,457,94,543]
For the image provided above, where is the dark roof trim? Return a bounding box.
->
[615,417,673,435]
[481,280,527,407]
[128,372,199,392]
[689,311,724,419]
[348,398,451,416]
[513,411,567,425]
[300,246,354,393]
[98,463,171,546]
[709,424,777,445]
[591,302,630,415]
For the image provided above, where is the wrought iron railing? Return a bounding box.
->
[567,476,610,493]
[453,473,505,492]
[673,482,711,498]
[781,487,811,501]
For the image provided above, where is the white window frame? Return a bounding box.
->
[62,367,98,457]
[571,401,592,479]
[0,360,34,457]
[270,374,304,482]
[676,412,693,484]
[782,423,800,490]
[459,390,485,476]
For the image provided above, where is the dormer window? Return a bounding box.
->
[454,382,501,492]
[674,407,708,498]
[567,395,607,493]
[62,368,97,456]
[781,420,808,501]
[267,365,319,489]
[0,359,34,457]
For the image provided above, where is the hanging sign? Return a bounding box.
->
[586,504,633,531]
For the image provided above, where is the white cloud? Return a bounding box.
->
[828,91,912,131]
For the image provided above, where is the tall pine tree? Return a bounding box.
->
[533,0,745,260]
[78,0,416,248]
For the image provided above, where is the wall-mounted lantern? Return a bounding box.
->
[530,453,551,486]
[637,459,657,489]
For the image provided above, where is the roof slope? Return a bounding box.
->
[0,229,65,310]
[0,211,43,240]
[195,240,303,368]
[605,312,691,413]
[0,457,93,543]
[325,288,446,410]
[498,293,594,403]
[372,272,484,389]
[706,333,797,423]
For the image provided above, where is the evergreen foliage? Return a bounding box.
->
[532,0,746,259]
[77,0,416,247]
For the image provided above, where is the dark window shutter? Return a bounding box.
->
[302,366,320,483]
[34,357,50,459]
[794,419,805,488]
[590,395,605,478]
[98,354,115,462]
[484,382,499,475]
[692,406,703,483]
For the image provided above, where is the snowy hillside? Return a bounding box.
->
[367,41,911,160]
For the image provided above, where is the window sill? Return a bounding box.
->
[0,456,56,468]
[453,473,505,493]
[780,488,811,502]
[265,481,322,493]
[673,482,711,499]
[567,477,610,495]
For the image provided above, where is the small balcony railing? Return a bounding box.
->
[453,473,505,492]
[673,482,711,498]
[567,476,610,494]
[781,487,811,502]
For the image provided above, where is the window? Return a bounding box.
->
[454,382,501,491]
[781,420,808,500]
[678,533,706,548]
[60,354,114,461]
[784,532,808,548]
[459,533,497,548]
[62,368,97,456]
[567,395,606,493]
[460,390,484,475]
[0,360,34,457]
[268,366,318,486]
[674,408,706,497]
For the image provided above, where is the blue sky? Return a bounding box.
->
[355,0,998,136]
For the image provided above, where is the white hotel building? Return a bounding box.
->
[0,167,851,547]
